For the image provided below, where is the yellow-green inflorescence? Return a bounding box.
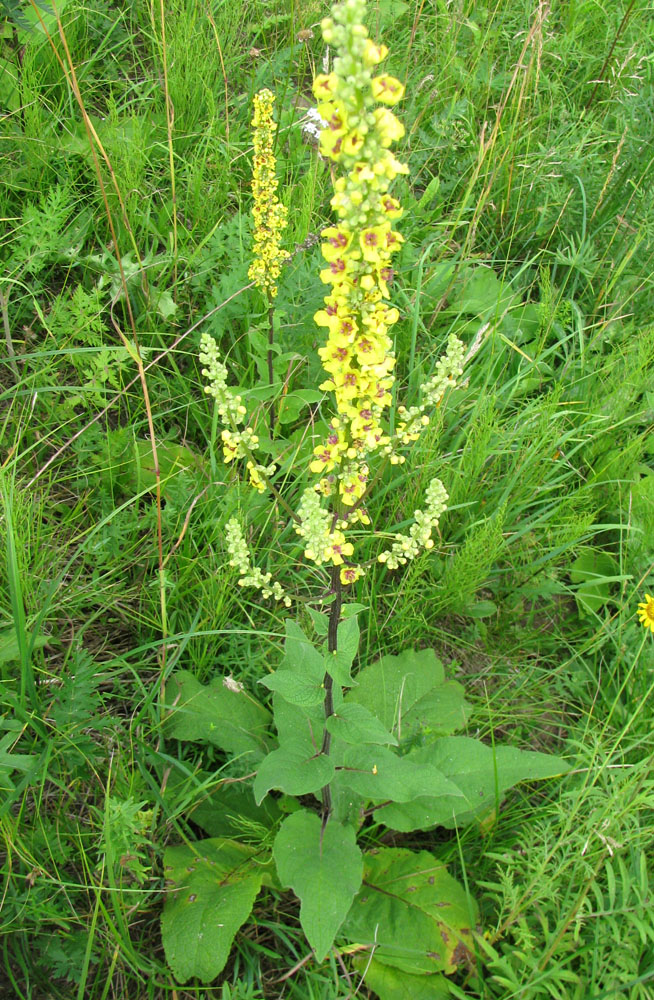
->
[295,0,465,584]
[199,333,275,493]
[225,518,292,607]
[248,89,290,298]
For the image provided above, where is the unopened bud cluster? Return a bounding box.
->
[386,334,466,458]
[226,518,292,606]
[378,478,448,569]
[200,333,274,493]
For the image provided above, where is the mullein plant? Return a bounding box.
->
[198,0,466,937]
[200,0,468,788]
[168,0,568,983]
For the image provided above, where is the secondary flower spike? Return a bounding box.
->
[248,89,290,298]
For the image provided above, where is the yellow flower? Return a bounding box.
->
[359,224,391,263]
[339,467,368,506]
[313,72,338,100]
[380,195,403,219]
[340,565,364,586]
[371,75,405,105]
[321,226,353,261]
[373,107,405,146]
[325,530,354,566]
[363,40,388,66]
[637,594,654,633]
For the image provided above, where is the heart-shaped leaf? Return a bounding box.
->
[254,739,334,804]
[273,809,363,960]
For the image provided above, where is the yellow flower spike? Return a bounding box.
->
[248,89,290,298]
[300,0,410,571]
[637,594,654,633]
[371,74,405,105]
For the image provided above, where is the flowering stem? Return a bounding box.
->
[320,565,343,823]
[267,297,276,434]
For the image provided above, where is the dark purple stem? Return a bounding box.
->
[321,565,343,823]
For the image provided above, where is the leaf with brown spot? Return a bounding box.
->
[162,839,268,983]
[342,847,478,976]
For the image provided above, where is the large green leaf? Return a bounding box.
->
[346,649,470,745]
[162,839,266,983]
[165,671,271,759]
[273,810,363,960]
[260,669,324,707]
[343,847,477,976]
[260,619,326,706]
[326,703,398,746]
[445,264,518,319]
[306,606,329,637]
[272,691,326,751]
[190,781,281,838]
[0,628,47,664]
[127,439,205,493]
[324,614,360,687]
[379,736,571,831]
[276,389,325,425]
[352,957,451,999]
[281,619,326,675]
[338,745,464,805]
[254,739,334,804]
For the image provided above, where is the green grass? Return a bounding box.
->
[1,0,653,996]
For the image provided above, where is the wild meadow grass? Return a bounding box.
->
[1,0,653,997]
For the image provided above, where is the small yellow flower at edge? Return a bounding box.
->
[637,593,654,633]
[340,565,364,586]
